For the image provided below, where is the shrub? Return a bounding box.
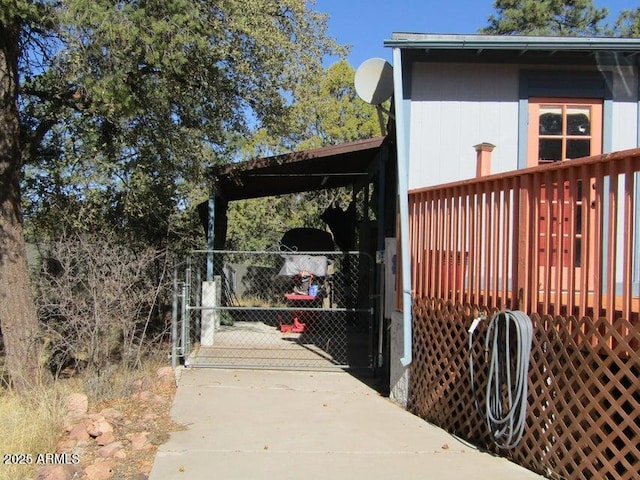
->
[34,234,171,376]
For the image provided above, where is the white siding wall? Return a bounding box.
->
[408,63,640,191]
[606,66,639,289]
[408,63,520,190]
[609,66,639,151]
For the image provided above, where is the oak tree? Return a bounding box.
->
[1,0,340,388]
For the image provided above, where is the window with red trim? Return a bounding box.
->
[527,98,603,167]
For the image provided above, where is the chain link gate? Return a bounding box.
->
[172,250,375,370]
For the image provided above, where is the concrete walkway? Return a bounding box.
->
[149,368,545,480]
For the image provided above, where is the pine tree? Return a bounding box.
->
[481,0,609,36]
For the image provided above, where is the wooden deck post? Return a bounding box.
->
[516,175,532,312]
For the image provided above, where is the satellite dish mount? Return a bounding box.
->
[354,58,394,134]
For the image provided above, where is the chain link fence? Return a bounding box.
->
[172,250,374,370]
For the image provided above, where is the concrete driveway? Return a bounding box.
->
[149,368,545,480]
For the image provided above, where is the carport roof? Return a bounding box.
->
[211,136,387,201]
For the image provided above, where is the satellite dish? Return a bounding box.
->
[354,58,393,105]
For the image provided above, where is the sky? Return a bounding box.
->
[314,0,640,68]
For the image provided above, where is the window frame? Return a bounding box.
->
[517,70,613,169]
[527,97,603,167]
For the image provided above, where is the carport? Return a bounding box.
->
[172,136,397,375]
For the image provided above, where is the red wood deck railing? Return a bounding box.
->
[408,148,640,326]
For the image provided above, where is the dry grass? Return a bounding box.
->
[236,293,287,308]
[0,383,70,480]
[81,363,150,403]
[0,354,176,480]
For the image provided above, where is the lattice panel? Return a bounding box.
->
[410,297,640,480]
[410,298,494,446]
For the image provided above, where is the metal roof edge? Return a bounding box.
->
[383,33,640,51]
[211,136,387,176]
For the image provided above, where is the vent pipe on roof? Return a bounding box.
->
[474,142,495,178]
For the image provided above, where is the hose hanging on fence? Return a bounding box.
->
[469,310,533,449]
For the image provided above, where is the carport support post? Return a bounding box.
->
[207,196,215,281]
[202,195,221,347]
[376,147,387,369]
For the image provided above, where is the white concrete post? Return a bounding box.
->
[201,277,221,347]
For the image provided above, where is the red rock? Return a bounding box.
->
[35,464,79,480]
[136,390,154,401]
[156,366,173,378]
[99,407,124,422]
[97,441,124,458]
[68,422,90,441]
[87,418,113,437]
[129,474,148,480]
[113,449,127,459]
[96,431,116,446]
[84,460,116,480]
[127,432,150,451]
[156,366,175,386]
[56,439,77,452]
[65,393,88,421]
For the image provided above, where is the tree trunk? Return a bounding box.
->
[0,20,45,390]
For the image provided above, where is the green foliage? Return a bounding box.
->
[238,59,383,158]
[18,0,343,249]
[225,60,383,251]
[481,1,640,38]
[225,189,356,252]
[226,195,310,252]
[612,8,640,37]
[481,0,609,35]
[291,59,385,149]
